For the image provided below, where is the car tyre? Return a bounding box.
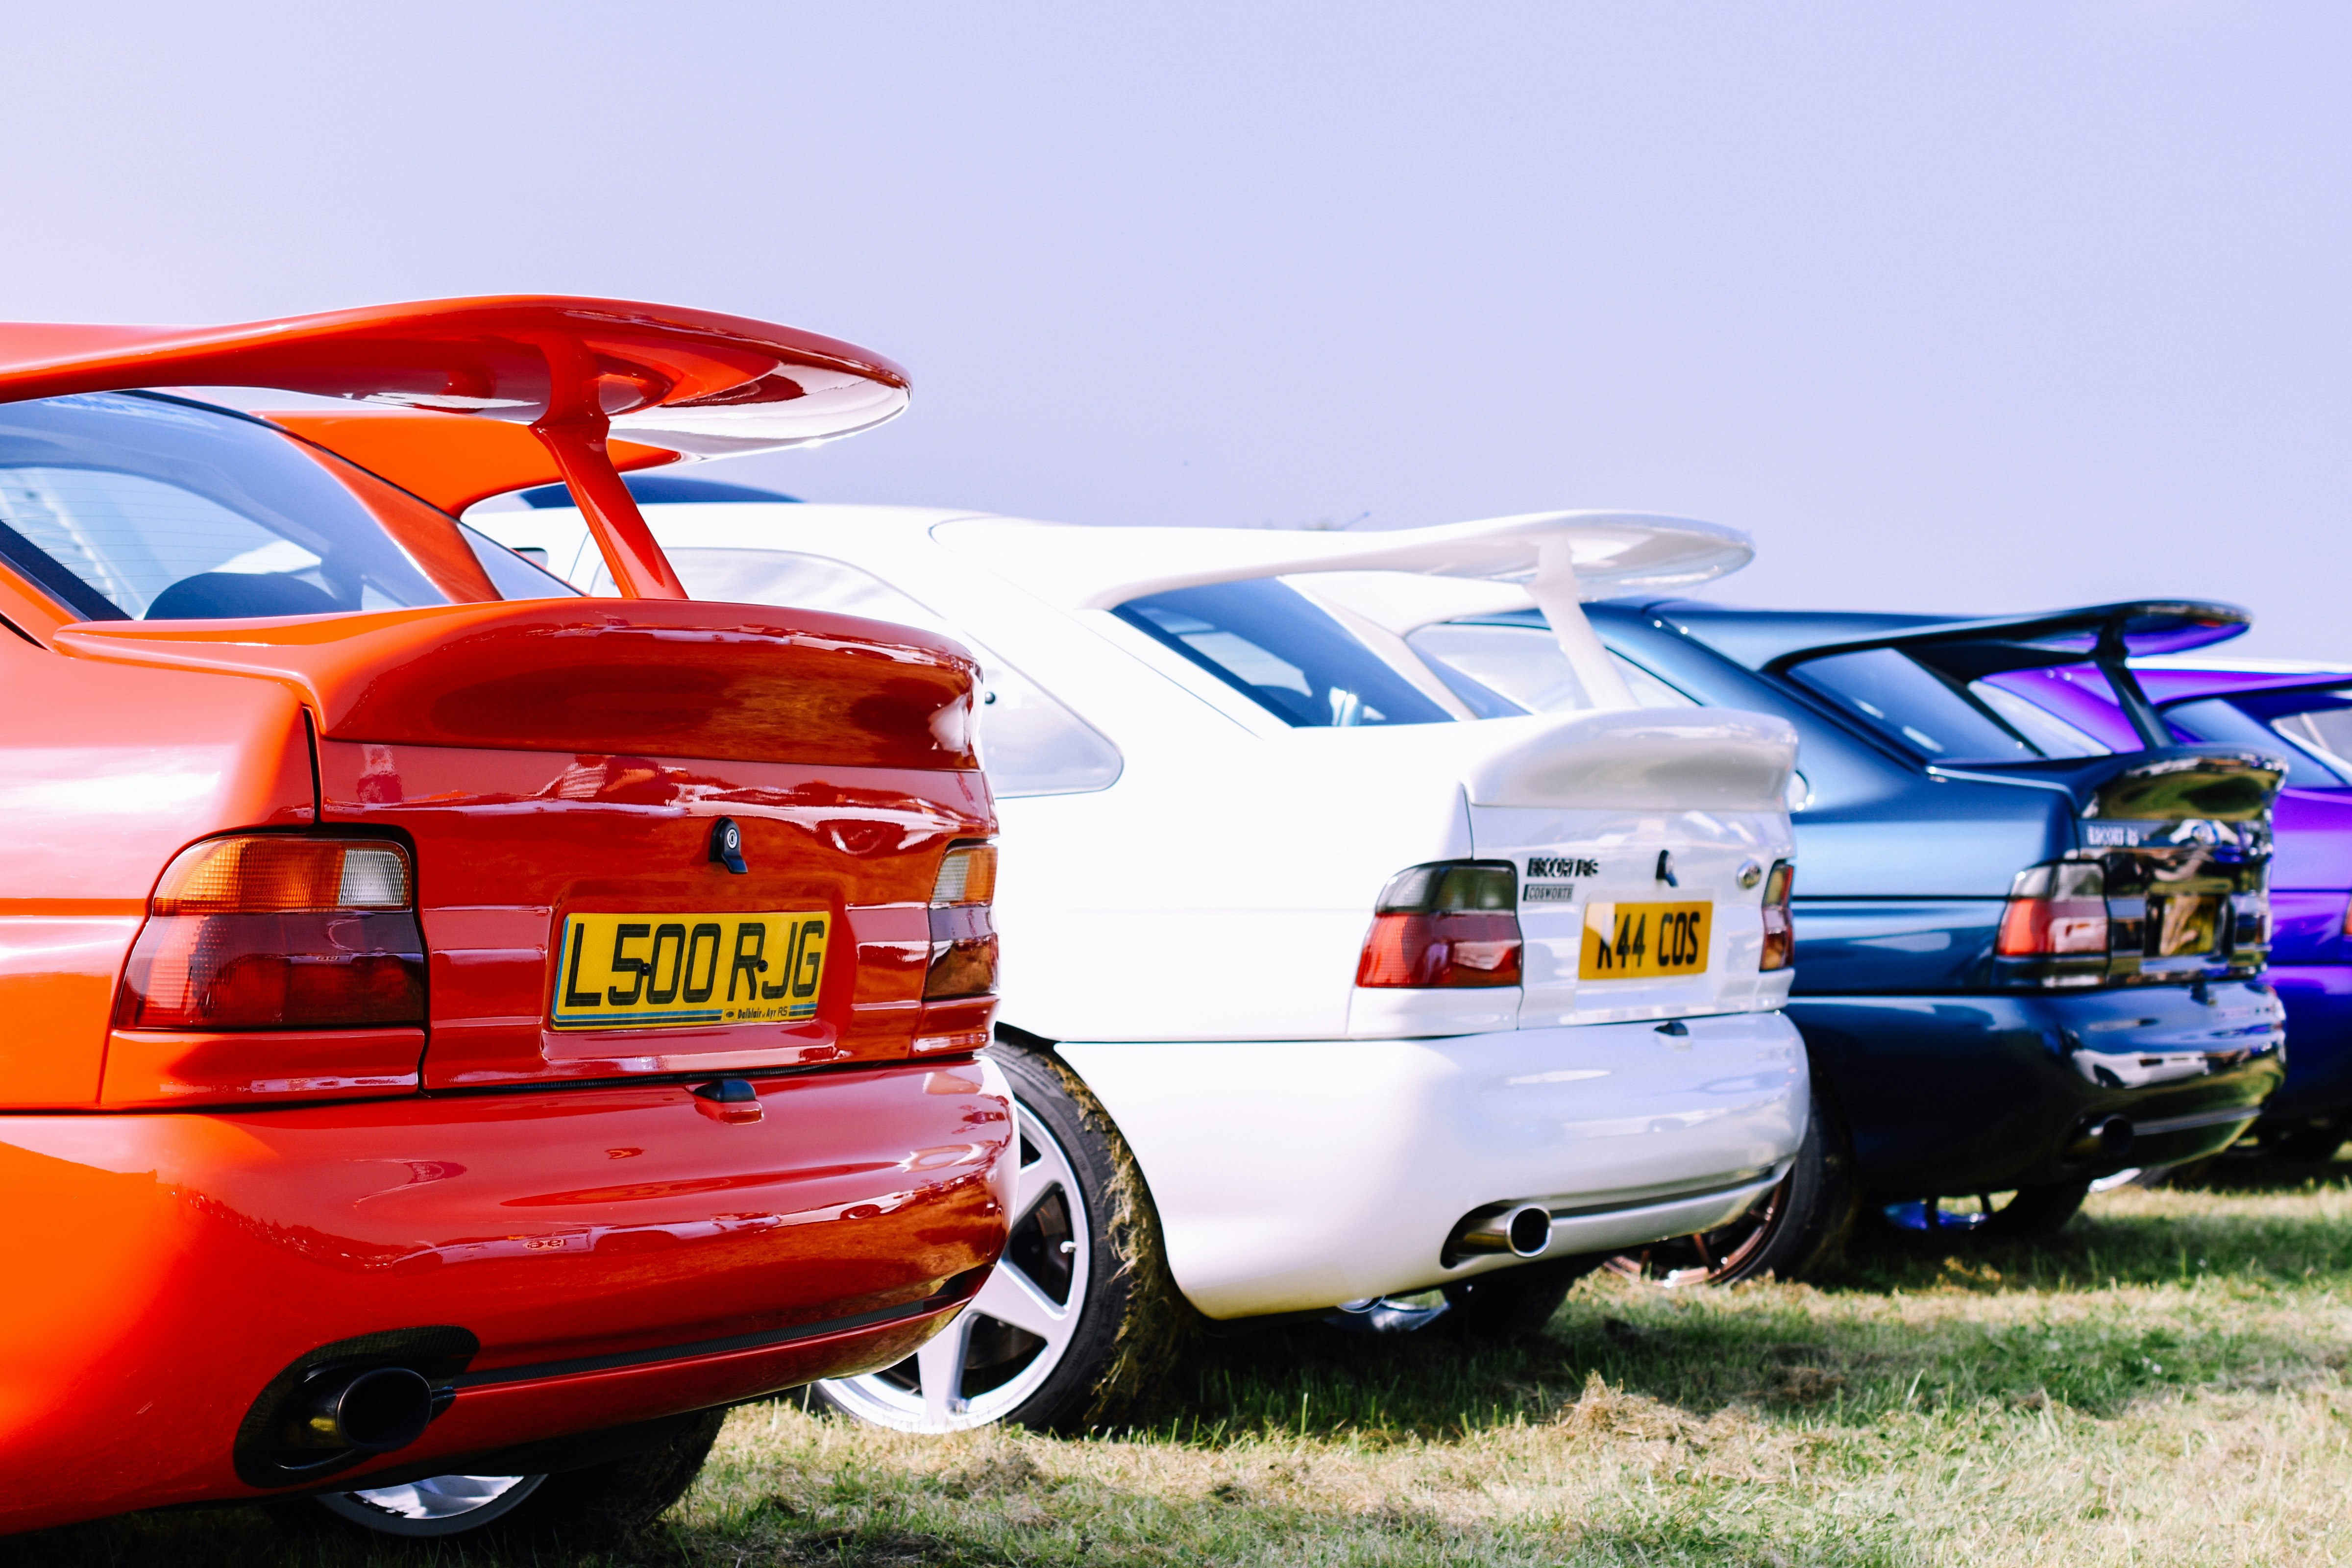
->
[1974,1179,2091,1238]
[2260,1120,2347,1163]
[811,1042,1188,1433]
[1439,1254,1602,1339]
[1606,1082,1855,1286]
[303,1406,724,1543]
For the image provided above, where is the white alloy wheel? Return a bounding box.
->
[314,1473,546,1537]
[815,1096,1090,1430]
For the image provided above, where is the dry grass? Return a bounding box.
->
[19,1164,2352,1567]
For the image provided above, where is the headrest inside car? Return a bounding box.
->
[146,571,342,620]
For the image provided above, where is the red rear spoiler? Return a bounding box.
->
[0,295,910,598]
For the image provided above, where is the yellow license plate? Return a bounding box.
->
[1580,901,1711,980]
[552,910,830,1030]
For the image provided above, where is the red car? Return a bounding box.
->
[0,298,1014,1543]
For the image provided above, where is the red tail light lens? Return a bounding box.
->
[1356,861,1522,989]
[924,842,1000,1000]
[116,836,425,1029]
[1759,860,1795,972]
[1996,862,2108,956]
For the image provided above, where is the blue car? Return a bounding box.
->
[1981,658,2352,1158]
[1407,599,2288,1281]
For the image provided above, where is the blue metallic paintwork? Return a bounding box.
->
[1789,982,2283,1193]
[1985,667,2352,1127]
[1587,601,2286,1195]
[2268,965,2352,1120]
[1789,900,2002,993]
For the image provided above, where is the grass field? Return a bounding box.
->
[16,1161,2352,1568]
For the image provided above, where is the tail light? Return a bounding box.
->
[115,836,425,1029]
[924,841,999,1000]
[1356,861,1522,988]
[1759,859,1795,972]
[2229,889,2273,955]
[1996,862,2109,957]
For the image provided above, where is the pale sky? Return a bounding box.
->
[8,4,2347,655]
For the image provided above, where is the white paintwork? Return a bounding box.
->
[475,500,1809,1320]
[1061,1012,1803,1317]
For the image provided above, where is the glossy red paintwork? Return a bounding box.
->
[53,599,980,770]
[0,298,1007,1538]
[0,630,315,1105]
[0,294,910,598]
[0,1066,1014,1534]
[260,407,683,516]
[310,740,992,1088]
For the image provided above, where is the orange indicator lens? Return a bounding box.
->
[155,836,412,914]
[1759,860,1795,972]
[931,844,998,906]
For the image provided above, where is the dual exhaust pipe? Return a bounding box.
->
[1447,1201,1554,1264]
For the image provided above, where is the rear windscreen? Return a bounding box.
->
[0,392,575,621]
[1789,647,2110,761]
[1115,577,1454,727]
[2167,696,2351,787]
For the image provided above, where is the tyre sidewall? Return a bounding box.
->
[965,1046,1133,1430]
[1717,1080,1856,1284]
[302,1407,726,1547]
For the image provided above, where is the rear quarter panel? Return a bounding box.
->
[0,636,314,1106]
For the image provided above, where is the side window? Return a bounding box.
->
[662,547,1123,796]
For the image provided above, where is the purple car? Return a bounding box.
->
[1988,659,2352,1158]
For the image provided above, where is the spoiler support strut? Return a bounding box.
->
[2095,624,2174,750]
[527,335,686,599]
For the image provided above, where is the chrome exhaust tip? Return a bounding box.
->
[292,1366,434,1454]
[1449,1201,1554,1262]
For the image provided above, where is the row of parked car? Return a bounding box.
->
[1,295,2342,1547]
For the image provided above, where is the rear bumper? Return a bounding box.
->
[0,1060,1014,1536]
[2261,964,2352,1123]
[1059,1011,1807,1319]
[1789,982,2285,1196]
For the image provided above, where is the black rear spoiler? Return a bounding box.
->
[1759,600,2251,750]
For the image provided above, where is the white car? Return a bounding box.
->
[477,488,1810,1432]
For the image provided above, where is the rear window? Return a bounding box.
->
[2167,697,2349,787]
[2267,697,2352,778]
[1115,578,1453,728]
[1789,647,2113,761]
[0,392,574,621]
[1409,621,1697,712]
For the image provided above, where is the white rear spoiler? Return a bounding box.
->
[935,510,1751,710]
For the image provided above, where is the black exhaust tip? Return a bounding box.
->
[297,1366,434,1454]
[2067,1114,2135,1163]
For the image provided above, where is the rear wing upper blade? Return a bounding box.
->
[1756,599,2252,749]
[0,296,911,600]
[935,510,1753,710]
